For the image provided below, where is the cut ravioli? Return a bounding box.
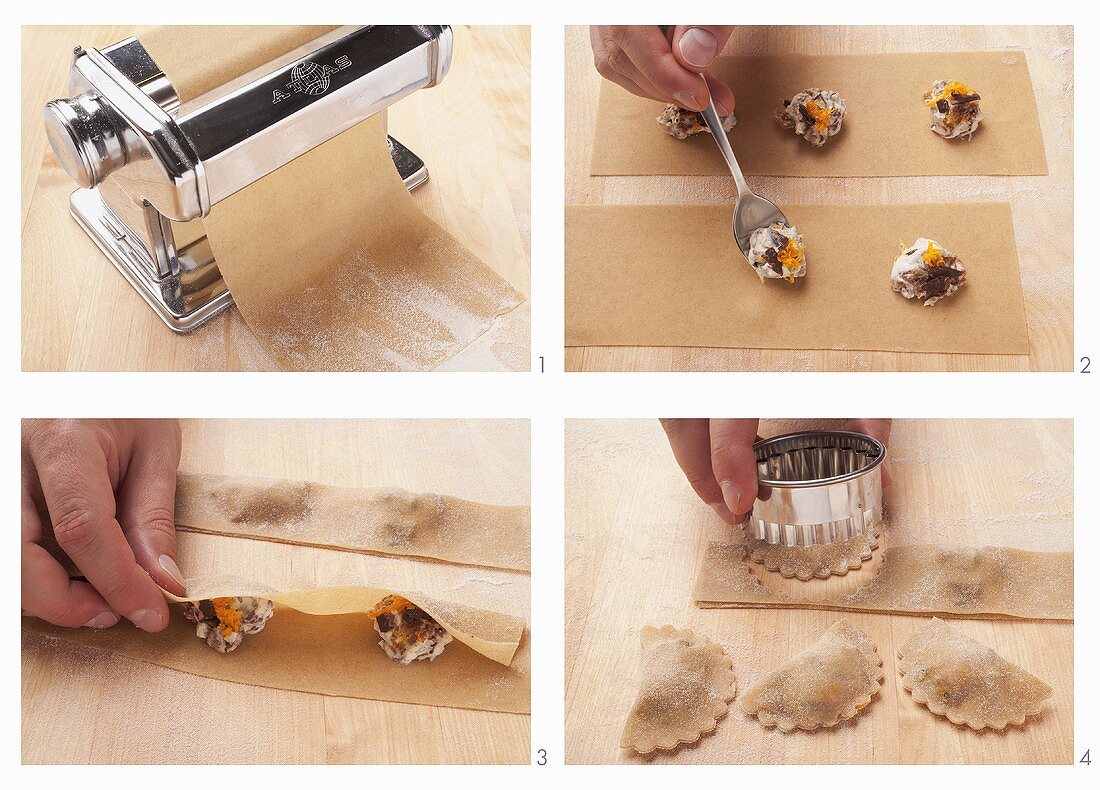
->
[744,526,879,581]
[620,625,736,753]
[741,620,883,732]
[897,618,1052,730]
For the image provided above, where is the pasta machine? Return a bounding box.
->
[748,430,886,547]
[42,25,453,332]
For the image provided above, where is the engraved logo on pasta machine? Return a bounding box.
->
[272,55,352,103]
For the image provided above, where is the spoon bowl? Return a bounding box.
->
[700,100,791,261]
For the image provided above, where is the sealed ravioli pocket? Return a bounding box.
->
[694,543,1073,621]
[174,473,531,572]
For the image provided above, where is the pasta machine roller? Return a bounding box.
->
[748,430,886,547]
[43,25,453,332]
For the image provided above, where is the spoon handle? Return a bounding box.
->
[701,99,750,197]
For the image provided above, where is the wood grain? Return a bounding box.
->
[565,419,1073,764]
[21,26,530,371]
[565,26,1074,371]
[22,419,531,764]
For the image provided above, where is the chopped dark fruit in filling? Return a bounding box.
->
[367,595,453,664]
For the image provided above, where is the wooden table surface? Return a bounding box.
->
[21,26,531,371]
[22,419,531,764]
[565,419,1073,764]
[565,26,1074,372]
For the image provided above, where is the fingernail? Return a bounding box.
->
[673,91,701,111]
[158,554,185,589]
[678,28,719,69]
[715,97,735,116]
[83,612,119,629]
[130,609,164,633]
[709,503,737,525]
[720,480,742,516]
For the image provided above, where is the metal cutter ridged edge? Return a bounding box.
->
[747,430,886,548]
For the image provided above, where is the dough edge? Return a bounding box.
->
[744,527,880,581]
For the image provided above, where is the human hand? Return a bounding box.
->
[22,419,185,631]
[590,25,736,115]
[660,419,893,524]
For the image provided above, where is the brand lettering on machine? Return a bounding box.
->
[271,55,352,103]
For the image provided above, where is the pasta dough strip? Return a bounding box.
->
[174,473,531,572]
[591,51,1047,177]
[566,203,1029,355]
[22,580,530,714]
[694,542,1072,621]
[137,26,339,103]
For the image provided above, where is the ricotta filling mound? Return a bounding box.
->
[891,237,967,306]
[775,89,846,146]
[182,596,275,653]
[657,104,736,140]
[368,595,453,665]
[747,223,807,283]
[923,80,983,140]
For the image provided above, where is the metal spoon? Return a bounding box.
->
[699,98,790,262]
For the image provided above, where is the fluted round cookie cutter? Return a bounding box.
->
[748,430,886,548]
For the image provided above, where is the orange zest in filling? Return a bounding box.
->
[805,100,831,132]
[212,597,243,639]
[367,595,417,619]
[925,81,974,107]
[777,239,806,283]
[922,241,946,268]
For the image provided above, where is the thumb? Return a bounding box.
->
[116,439,186,596]
[671,26,734,72]
[709,419,761,518]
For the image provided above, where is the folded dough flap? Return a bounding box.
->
[166,578,525,666]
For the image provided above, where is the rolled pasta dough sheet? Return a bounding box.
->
[201,115,524,371]
[591,52,1047,177]
[175,473,531,572]
[565,203,1029,355]
[693,543,1072,621]
[22,580,530,714]
[137,26,339,103]
[139,27,525,371]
